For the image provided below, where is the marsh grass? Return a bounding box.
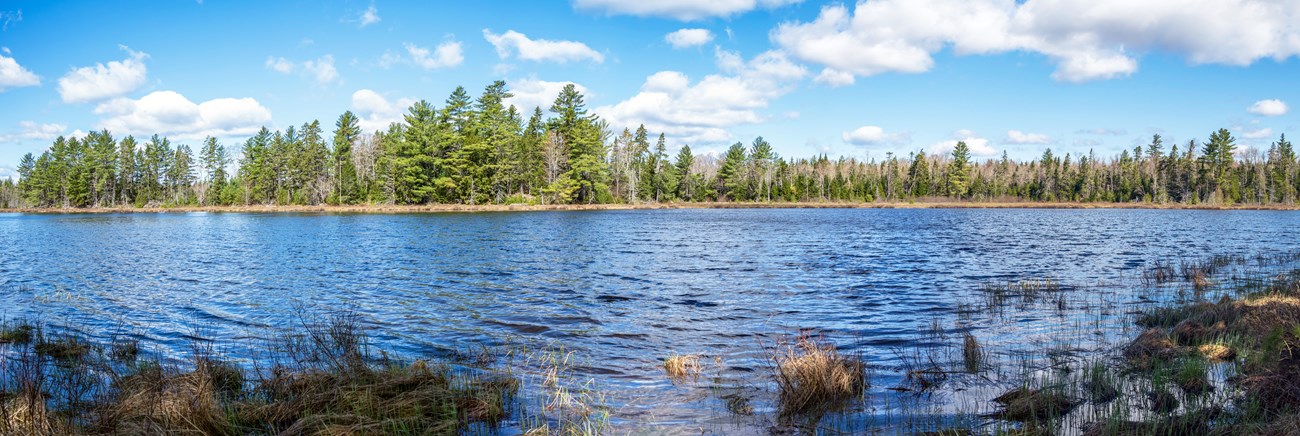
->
[0,312,522,436]
[0,321,33,344]
[769,333,868,418]
[662,353,702,381]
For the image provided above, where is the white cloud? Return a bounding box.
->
[57,45,148,103]
[0,51,40,91]
[264,56,294,74]
[93,90,271,140]
[1248,99,1288,116]
[842,125,885,144]
[0,165,16,182]
[350,89,417,132]
[1242,127,1274,139]
[359,4,380,27]
[1004,130,1051,144]
[665,28,713,48]
[0,120,67,143]
[930,131,998,157]
[302,55,338,84]
[266,55,340,85]
[593,48,807,145]
[813,68,854,87]
[483,29,604,64]
[505,79,590,113]
[773,0,1300,83]
[573,0,801,20]
[406,41,464,70]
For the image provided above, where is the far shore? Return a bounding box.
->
[3,200,1299,214]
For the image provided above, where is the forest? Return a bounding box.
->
[3,81,1298,209]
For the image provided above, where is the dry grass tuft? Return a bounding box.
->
[662,353,702,380]
[771,334,867,417]
[1,394,66,436]
[103,363,234,435]
[1197,343,1236,361]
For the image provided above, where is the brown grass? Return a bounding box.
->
[770,334,867,417]
[1197,343,1236,361]
[662,353,702,380]
[0,314,520,436]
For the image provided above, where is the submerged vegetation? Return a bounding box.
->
[3,81,1299,209]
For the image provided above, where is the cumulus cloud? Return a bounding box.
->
[1248,99,1288,116]
[406,41,464,69]
[930,130,998,157]
[773,0,1300,83]
[1004,130,1051,144]
[359,4,380,27]
[93,90,272,140]
[303,55,338,84]
[1242,127,1274,139]
[350,89,417,132]
[593,48,807,145]
[573,0,801,20]
[0,51,40,91]
[57,45,148,103]
[505,79,590,113]
[266,55,339,84]
[0,120,67,143]
[842,125,889,145]
[483,29,604,63]
[813,68,854,87]
[665,28,713,48]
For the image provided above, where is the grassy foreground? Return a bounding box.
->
[0,313,525,436]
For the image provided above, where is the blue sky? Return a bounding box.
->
[1,0,1299,179]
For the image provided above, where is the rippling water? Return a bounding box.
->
[2,208,1298,432]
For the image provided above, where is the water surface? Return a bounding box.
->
[2,208,1297,432]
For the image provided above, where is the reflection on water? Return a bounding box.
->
[1,208,1297,432]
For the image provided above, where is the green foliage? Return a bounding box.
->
[9,83,1300,209]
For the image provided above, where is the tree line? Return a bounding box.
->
[3,81,1298,208]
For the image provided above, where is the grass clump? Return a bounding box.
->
[991,386,1077,422]
[0,312,522,436]
[0,322,34,344]
[33,334,90,361]
[662,353,701,381]
[770,334,867,418]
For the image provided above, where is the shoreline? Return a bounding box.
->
[3,200,1299,214]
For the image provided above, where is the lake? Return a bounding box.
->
[2,208,1298,433]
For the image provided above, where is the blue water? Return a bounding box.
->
[1,208,1297,432]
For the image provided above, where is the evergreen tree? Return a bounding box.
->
[946,141,972,198]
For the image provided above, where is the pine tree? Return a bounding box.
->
[946,141,972,198]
